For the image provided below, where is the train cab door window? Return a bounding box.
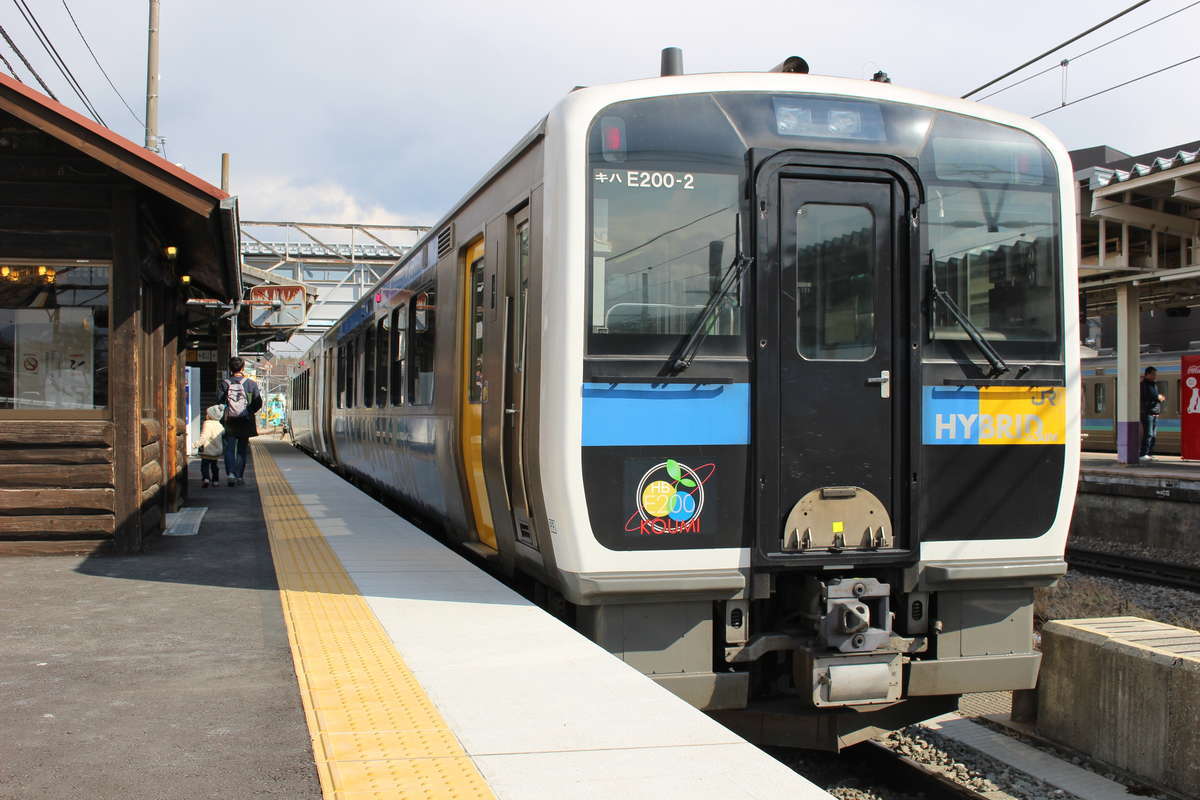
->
[795,204,877,360]
[410,290,435,406]
[390,306,405,406]
[1094,382,1106,414]
[362,325,375,408]
[376,316,389,407]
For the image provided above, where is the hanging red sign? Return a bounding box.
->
[1181,354,1200,460]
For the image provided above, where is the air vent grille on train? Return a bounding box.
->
[436,224,454,259]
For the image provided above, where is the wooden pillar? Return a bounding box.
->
[164,283,182,511]
[110,187,142,552]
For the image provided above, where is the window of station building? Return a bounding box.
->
[390,305,405,406]
[1093,382,1106,414]
[362,325,376,408]
[0,262,110,412]
[410,290,435,406]
[376,315,389,407]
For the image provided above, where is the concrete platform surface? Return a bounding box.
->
[0,456,320,800]
[259,438,833,799]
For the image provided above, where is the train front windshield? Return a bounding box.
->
[586,92,1063,362]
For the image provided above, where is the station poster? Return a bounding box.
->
[1182,354,1200,460]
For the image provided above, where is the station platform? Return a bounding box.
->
[253,437,830,798]
[1074,452,1200,554]
[0,437,831,799]
[1079,452,1200,502]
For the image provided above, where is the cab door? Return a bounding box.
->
[754,154,917,562]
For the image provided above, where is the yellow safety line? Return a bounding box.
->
[253,441,495,800]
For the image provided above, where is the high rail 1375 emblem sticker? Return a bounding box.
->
[625,458,715,535]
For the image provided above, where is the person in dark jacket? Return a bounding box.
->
[218,357,263,485]
[1140,366,1166,461]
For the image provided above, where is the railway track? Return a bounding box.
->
[1066,546,1200,592]
[846,740,993,799]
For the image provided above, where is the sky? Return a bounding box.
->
[2,0,1197,229]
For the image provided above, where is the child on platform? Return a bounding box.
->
[196,404,226,488]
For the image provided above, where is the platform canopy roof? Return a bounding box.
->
[0,72,241,301]
[1072,140,1200,315]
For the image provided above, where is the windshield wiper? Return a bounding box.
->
[669,214,753,374]
[927,249,1011,379]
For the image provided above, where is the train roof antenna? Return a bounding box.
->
[661,47,683,77]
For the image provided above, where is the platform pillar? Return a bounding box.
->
[1115,283,1140,464]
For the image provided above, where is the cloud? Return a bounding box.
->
[234,175,428,226]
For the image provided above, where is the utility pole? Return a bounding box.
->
[145,0,160,151]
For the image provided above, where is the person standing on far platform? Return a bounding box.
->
[195,404,225,488]
[1140,366,1166,462]
[218,357,262,486]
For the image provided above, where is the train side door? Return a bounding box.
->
[754,156,915,562]
[460,239,497,549]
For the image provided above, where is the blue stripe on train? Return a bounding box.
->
[582,382,750,447]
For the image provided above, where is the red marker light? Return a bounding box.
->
[600,116,626,163]
[604,125,622,152]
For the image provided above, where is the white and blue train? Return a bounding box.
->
[288,53,1079,748]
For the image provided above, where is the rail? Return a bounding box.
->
[1066,546,1200,592]
[851,740,994,799]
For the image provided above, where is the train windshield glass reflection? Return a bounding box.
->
[590,170,740,342]
[922,115,1062,362]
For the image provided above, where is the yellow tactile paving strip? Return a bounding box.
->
[253,442,495,800]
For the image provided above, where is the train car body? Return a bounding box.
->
[1080,350,1194,455]
[288,67,1079,748]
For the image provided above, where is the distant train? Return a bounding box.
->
[288,55,1079,749]
[1082,351,1194,455]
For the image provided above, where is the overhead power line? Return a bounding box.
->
[10,0,106,124]
[1031,52,1200,118]
[0,22,57,98]
[61,0,144,126]
[978,0,1200,101]
[961,0,1154,99]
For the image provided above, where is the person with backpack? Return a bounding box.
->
[218,357,263,486]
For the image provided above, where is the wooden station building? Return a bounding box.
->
[0,73,241,554]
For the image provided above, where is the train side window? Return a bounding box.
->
[410,290,436,406]
[468,255,486,403]
[336,345,345,408]
[363,325,376,408]
[346,337,357,408]
[390,306,405,406]
[376,316,389,407]
[1094,382,1105,414]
